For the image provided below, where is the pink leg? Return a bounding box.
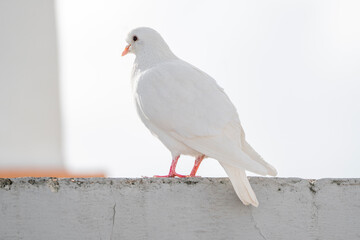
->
[190,155,205,177]
[154,155,189,178]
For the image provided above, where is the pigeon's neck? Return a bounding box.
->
[134,48,177,72]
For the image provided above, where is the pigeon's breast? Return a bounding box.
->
[133,60,239,139]
[132,69,201,157]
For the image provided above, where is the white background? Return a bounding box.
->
[56,0,360,178]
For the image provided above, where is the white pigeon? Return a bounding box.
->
[122,27,277,207]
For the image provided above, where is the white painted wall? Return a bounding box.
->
[0,0,63,168]
[0,177,359,239]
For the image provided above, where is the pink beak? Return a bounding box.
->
[122,44,131,56]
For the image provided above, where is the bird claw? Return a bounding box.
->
[153,173,190,178]
[153,174,171,178]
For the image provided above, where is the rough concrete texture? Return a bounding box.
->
[0,177,359,240]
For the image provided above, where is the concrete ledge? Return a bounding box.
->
[0,177,359,240]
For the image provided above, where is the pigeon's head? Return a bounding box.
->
[122,27,175,60]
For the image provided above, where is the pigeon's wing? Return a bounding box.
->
[135,60,268,175]
[240,126,278,176]
[135,60,236,138]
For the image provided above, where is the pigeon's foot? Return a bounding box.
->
[153,173,190,178]
[189,155,205,177]
[153,155,191,178]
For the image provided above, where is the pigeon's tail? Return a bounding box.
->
[242,141,277,176]
[220,162,259,207]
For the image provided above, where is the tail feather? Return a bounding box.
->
[242,141,278,176]
[240,126,277,176]
[220,162,259,207]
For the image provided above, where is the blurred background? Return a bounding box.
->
[0,0,359,178]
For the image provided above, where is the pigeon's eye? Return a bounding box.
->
[133,36,138,41]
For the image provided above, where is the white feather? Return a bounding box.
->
[220,162,259,207]
[125,27,277,206]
